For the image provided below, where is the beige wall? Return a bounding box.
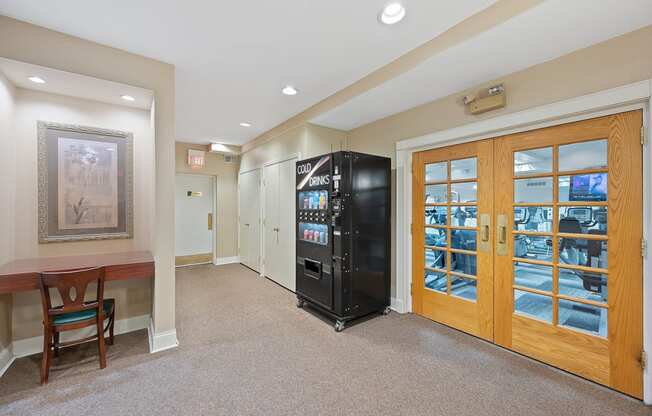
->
[346,25,652,296]
[10,88,154,341]
[0,69,16,351]
[240,123,347,171]
[348,25,652,164]
[175,142,240,259]
[0,16,177,337]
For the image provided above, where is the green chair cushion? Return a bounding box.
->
[53,299,115,325]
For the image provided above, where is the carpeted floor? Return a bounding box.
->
[0,263,650,415]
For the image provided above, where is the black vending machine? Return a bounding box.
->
[295,151,391,331]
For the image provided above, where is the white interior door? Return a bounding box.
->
[264,163,280,281]
[278,158,296,291]
[175,174,214,260]
[239,169,261,272]
[262,157,297,291]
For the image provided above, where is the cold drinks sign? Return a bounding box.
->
[296,155,330,190]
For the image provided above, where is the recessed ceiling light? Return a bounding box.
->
[121,95,135,102]
[379,2,406,25]
[28,76,45,84]
[282,86,298,96]
[239,122,252,127]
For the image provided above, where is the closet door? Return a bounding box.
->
[278,158,296,291]
[264,163,280,282]
[262,158,297,291]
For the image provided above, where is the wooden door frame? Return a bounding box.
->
[394,80,652,403]
[174,173,218,267]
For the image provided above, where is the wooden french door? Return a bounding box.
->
[412,111,644,398]
[412,139,494,341]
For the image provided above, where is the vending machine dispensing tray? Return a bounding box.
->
[295,151,392,332]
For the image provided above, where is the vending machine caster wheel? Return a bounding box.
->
[296,298,305,308]
[334,321,345,332]
[382,307,391,316]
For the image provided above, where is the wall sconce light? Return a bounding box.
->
[188,149,205,169]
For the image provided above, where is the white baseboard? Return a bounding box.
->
[11,314,151,360]
[148,318,179,354]
[0,344,14,378]
[390,297,406,314]
[213,256,239,266]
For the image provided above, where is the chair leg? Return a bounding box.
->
[40,328,51,385]
[53,331,60,357]
[109,311,115,346]
[97,320,107,369]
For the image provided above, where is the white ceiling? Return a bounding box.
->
[0,0,497,144]
[312,0,652,131]
[0,58,153,110]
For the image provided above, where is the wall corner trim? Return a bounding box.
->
[390,297,406,314]
[213,256,240,266]
[148,318,179,354]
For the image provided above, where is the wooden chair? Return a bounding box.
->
[38,266,115,384]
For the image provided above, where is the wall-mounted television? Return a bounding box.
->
[569,173,607,202]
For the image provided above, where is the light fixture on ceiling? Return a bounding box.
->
[28,76,46,84]
[379,2,406,25]
[121,95,135,102]
[239,122,252,127]
[282,85,298,96]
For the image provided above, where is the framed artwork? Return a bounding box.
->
[37,121,134,243]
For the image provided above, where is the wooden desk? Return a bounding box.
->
[0,251,155,294]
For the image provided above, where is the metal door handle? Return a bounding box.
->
[481,224,490,242]
[496,214,508,256]
[208,213,213,230]
[479,213,490,252]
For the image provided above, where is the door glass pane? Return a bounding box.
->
[425,247,447,270]
[514,147,553,176]
[514,262,553,292]
[450,206,477,227]
[558,299,607,337]
[425,184,448,204]
[451,157,476,180]
[559,174,607,202]
[450,253,476,276]
[558,207,607,235]
[513,206,553,232]
[425,162,448,182]
[558,267,608,303]
[425,227,447,248]
[424,269,447,293]
[559,238,607,269]
[514,290,553,323]
[514,235,553,262]
[514,177,553,203]
[425,206,447,226]
[558,139,608,172]
[451,230,477,251]
[450,182,477,203]
[451,276,477,301]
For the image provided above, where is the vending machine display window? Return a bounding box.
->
[298,222,328,245]
[298,190,328,210]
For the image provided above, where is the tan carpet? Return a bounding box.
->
[0,263,649,415]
